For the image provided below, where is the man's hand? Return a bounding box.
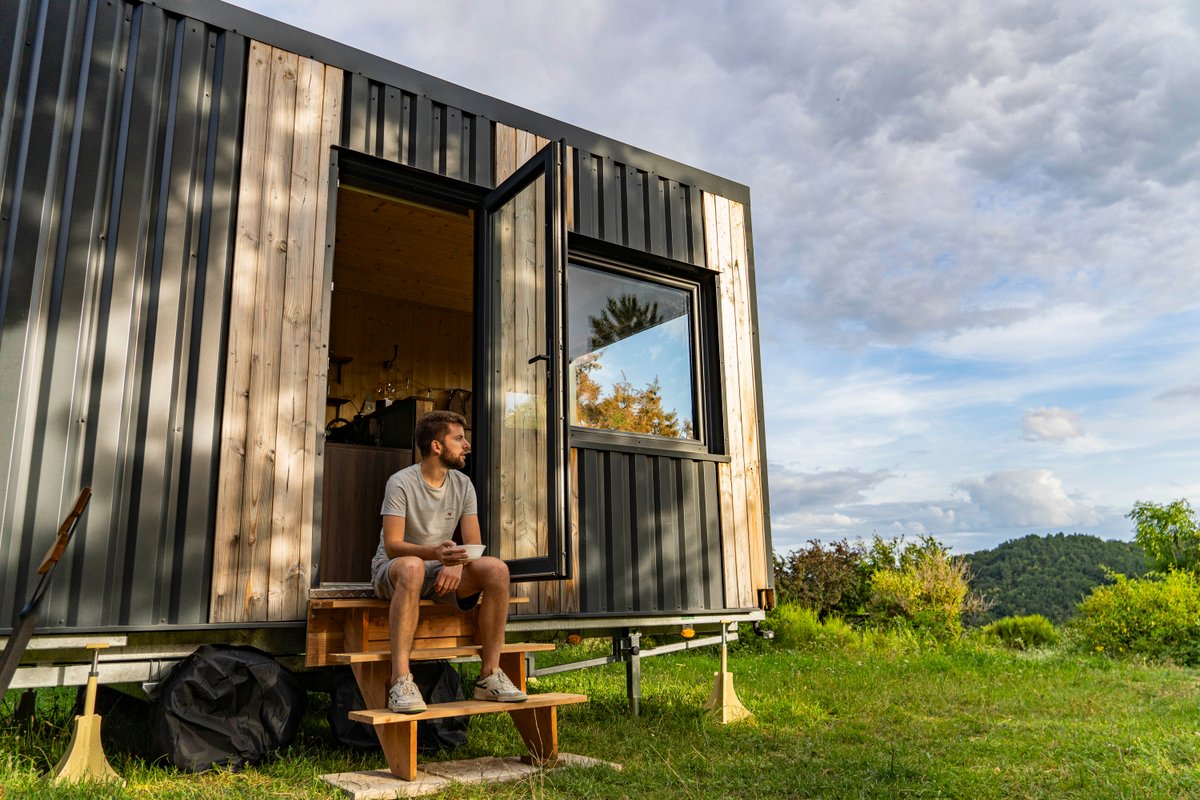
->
[433,563,463,596]
[433,540,468,566]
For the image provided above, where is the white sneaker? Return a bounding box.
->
[474,668,527,702]
[388,674,427,714]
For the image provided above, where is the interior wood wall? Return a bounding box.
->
[211,42,342,623]
[703,192,766,610]
[327,290,472,423]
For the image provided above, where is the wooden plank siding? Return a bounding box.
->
[212,43,342,623]
[703,192,767,610]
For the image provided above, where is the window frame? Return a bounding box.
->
[565,235,723,458]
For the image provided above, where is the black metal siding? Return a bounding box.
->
[575,448,723,613]
[337,75,706,268]
[0,0,245,630]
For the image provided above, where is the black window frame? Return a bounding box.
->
[566,233,724,459]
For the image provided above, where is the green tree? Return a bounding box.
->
[588,294,661,349]
[574,360,682,437]
[1128,499,1200,574]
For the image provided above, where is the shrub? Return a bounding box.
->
[1075,571,1200,664]
[981,614,1059,650]
[767,603,859,651]
[773,539,870,617]
[867,544,989,641]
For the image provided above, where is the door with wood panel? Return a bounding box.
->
[481,142,568,579]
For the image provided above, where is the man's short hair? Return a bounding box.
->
[415,410,467,457]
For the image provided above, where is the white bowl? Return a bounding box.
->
[461,544,486,561]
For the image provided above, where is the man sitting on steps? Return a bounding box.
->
[370,410,527,713]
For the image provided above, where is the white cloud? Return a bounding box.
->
[1156,381,1200,403]
[930,305,1139,362]
[1022,407,1084,441]
[958,469,1098,527]
[769,465,892,514]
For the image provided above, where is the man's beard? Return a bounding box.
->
[439,451,466,469]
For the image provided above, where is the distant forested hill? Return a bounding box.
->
[964,533,1146,624]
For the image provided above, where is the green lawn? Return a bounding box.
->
[4,641,1200,798]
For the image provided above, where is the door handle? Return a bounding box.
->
[527,354,549,365]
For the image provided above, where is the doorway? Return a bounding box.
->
[314,143,568,588]
[318,184,476,584]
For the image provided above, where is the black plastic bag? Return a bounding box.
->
[150,644,307,772]
[327,662,468,753]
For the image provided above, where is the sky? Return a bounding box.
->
[229,0,1200,555]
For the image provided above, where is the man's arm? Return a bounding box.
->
[382,516,465,565]
[458,514,482,546]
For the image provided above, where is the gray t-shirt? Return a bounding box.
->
[370,464,477,576]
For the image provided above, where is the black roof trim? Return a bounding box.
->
[148,0,751,203]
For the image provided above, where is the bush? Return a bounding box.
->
[981,614,1059,650]
[767,603,859,651]
[1075,571,1200,664]
[773,539,870,617]
[867,543,989,641]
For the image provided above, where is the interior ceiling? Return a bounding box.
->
[333,186,474,313]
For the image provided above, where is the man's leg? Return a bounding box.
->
[455,556,510,678]
[388,556,426,684]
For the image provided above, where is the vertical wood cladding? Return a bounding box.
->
[703,192,767,610]
[0,0,245,629]
[556,448,724,615]
[211,41,342,623]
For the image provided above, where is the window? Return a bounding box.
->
[567,262,697,440]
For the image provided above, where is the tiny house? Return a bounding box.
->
[0,0,773,690]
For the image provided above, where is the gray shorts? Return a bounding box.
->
[372,558,481,611]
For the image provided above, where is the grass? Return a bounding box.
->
[4,636,1200,798]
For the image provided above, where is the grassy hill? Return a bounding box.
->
[965,532,1146,624]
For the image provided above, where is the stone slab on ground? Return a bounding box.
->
[320,753,620,799]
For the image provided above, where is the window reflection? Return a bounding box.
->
[567,263,696,439]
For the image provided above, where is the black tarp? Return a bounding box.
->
[327,662,468,752]
[150,645,307,772]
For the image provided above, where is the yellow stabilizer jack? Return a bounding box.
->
[702,622,752,724]
[48,643,124,785]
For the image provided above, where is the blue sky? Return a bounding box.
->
[231,0,1200,554]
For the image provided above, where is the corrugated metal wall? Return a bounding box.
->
[0,0,245,629]
[337,74,707,268]
[574,448,724,613]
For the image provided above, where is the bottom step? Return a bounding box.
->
[350,692,588,725]
[321,753,621,799]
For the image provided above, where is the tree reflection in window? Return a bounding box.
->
[568,264,696,439]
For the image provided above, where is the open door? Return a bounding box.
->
[478,142,568,579]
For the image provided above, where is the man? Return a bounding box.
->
[370,410,527,713]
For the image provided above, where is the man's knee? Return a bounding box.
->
[389,556,425,591]
[476,556,509,586]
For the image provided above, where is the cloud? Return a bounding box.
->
[1022,407,1084,441]
[1156,381,1200,403]
[958,469,1098,527]
[768,465,893,514]
[929,305,1140,362]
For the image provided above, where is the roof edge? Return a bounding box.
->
[147,0,752,203]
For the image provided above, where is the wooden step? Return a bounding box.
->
[333,641,556,664]
[310,595,529,610]
[350,692,588,725]
[350,692,590,780]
